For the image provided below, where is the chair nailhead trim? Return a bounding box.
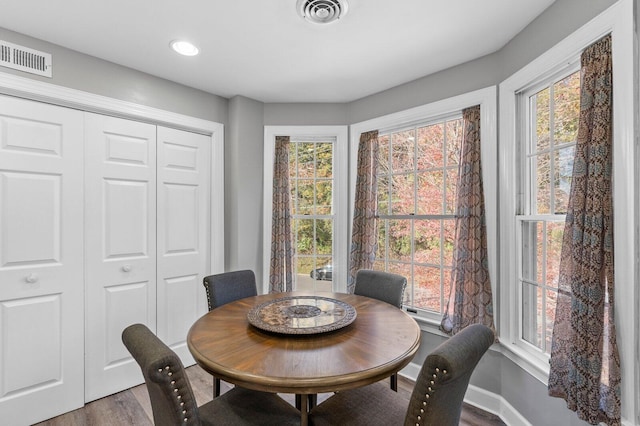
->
[415,366,448,425]
[163,365,189,423]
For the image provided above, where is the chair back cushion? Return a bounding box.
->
[403,323,494,426]
[202,269,258,311]
[122,324,201,426]
[353,269,406,308]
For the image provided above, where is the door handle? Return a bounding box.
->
[25,273,39,283]
[122,264,132,272]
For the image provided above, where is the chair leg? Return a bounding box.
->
[295,394,302,410]
[390,373,398,392]
[308,393,317,409]
[214,377,221,398]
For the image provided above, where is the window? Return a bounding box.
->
[516,67,580,357]
[349,87,497,323]
[289,138,335,292]
[375,116,463,314]
[263,126,348,294]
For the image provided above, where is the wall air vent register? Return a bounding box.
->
[0,40,52,78]
[296,0,348,24]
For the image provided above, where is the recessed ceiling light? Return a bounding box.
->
[170,40,199,56]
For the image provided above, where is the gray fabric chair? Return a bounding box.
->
[309,323,495,426]
[122,323,300,426]
[354,269,407,391]
[202,269,258,397]
[202,269,258,311]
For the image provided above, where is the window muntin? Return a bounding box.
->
[375,116,462,315]
[517,69,580,356]
[289,138,335,292]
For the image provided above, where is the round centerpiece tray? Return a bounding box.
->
[247,296,357,335]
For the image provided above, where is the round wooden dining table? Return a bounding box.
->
[187,291,421,425]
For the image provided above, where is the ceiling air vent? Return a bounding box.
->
[0,40,52,78]
[296,0,348,24]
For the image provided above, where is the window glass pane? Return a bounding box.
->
[378,134,390,174]
[521,281,543,349]
[545,288,557,354]
[296,257,314,279]
[553,72,581,144]
[414,220,441,265]
[546,221,563,288]
[388,262,412,306]
[296,179,314,215]
[443,219,455,267]
[416,171,443,215]
[535,152,551,214]
[388,220,412,263]
[443,267,452,311]
[315,142,333,178]
[417,123,444,169]
[316,180,332,215]
[533,87,551,153]
[554,146,574,214]
[316,219,333,255]
[414,265,441,312]
[376,222,388,260]
[392,130,415,173]
[296,142,315,178]
[377,175,389,215]
[445,167,457,215]
[294,218,314,255]
[521,220,542,283]
[445,119,462,166]
[391,173,415,214]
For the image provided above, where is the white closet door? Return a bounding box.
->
[156,126,210,364]
[84,113,157,402]
[0,96,84,425]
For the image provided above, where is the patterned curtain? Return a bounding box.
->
[440,105,495,336]
[269,136,294,293]
[348,130,379,293]
[547,34,620,425]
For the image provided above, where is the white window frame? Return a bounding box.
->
[263,126,349,293]
[349,87,497,326]
[514,63,580,367]
[498,1,636,404]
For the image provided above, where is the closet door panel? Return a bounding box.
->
[0,96,84,425]
[156,127,210,364]
[84,113,157,402]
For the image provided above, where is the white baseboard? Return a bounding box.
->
[464,385,532,426]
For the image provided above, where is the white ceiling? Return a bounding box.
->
[0,0,556,103]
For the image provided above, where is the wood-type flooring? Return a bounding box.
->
[35,365,507,426]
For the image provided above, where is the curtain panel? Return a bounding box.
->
[440,105,496,336]
[547,34,621,425]
[348,130,379,293]
[269,136,294,293]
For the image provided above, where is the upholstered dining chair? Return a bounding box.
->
[202,269,258,397]
[122,323,300,426]
[202,269,258,311]
[354,269,407,391]
[309,323,495,426]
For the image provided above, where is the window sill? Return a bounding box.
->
[406,311,550,385]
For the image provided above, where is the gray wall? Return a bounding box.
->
[225,96,265,284]
[264,103,348,125]
[0,27,228,123]
[346,0,617,124]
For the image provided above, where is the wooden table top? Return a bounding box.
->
[187,291,421,395]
